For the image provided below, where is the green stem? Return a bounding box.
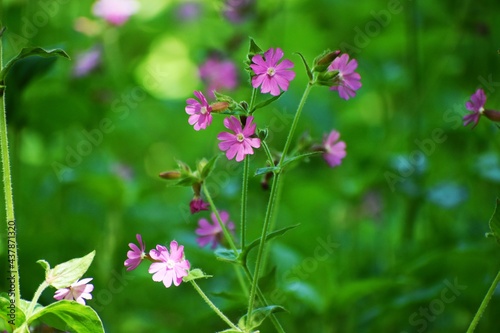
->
[25,281,49,318]
[202,183,239,254]
[261,140,275,166]
[246,82,313,327]
[249,88,258,113]
[240,156,249,249]
[466,267,500,333]
[190,280,241,331]
[0,23,21,325]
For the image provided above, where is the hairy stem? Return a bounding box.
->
[466,267,500,333]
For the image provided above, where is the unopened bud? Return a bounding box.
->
[210,101,230,113]
[159,171,181,179]
[484,109,500,122]
[313,50,341,73]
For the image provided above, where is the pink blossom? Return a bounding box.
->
[190,197,209,214]
[463,88,486,128]
[250,48,295,96]
[196,211,235,249]
[328,54,361,100]
[92,0,140,26]
[217,116,261,162]
[124,234,146,271]
[199,57,238,98]
[54,278,94,305]
[73,47,101,77]
[185,91,213,131]
[148,241,190,288]
[322,130,346,167]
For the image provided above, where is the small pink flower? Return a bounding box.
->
[250,48,295,96]
[199,57,238,98]
[322,130,346,167]
[196,211,235,249]
[464,88,486,128]
[92,0,140,26]
[190,197,209,214]
[54,278,94,305]
[148,241,190,288]
[217,116,261,162]
[124,234,146,271]
[185,91,213,131]
[328,54,361,100]
[73,47,101,77]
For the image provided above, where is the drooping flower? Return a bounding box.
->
[250,48,295,96]
[148,241,190,288]
[463,88,486,128]
[328,54,361,100]
[196,211,235,249]
[124,234,146,271]
[73,46,101,77]
[190,197,209,214]
[322,130,346,167]
[92,0,140,26]
[54,278,94,305]
[185,91,213,131]
[199,57,238,98]
[217,116,261,162]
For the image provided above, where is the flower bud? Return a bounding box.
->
[159,171,181,179]
[312,50,341,73]
[484,109,500,122]
[210,101,230,113]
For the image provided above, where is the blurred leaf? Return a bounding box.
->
[237,305,285,331]
[258,266,277,294]
[215,248,241,264]
[45,251,95,289]
[0,294,26,331]
[183,268,212,282]
[28,300,104,333]
[281,152,322,170]
[487,198,500,244]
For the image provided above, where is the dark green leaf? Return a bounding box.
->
[29,301,104,333]
[251,92,284,113]
[201,154,221,180]
[294,52,313,81]
[247,38,263,60]
[488,198,500,244]
[242,224,300,260]
[237,305,286,331]
[215,248,241,264]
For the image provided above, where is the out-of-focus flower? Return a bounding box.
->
[195,211,235,249]
[199,57,238,98]
[322,130,346,167]
[92,0,140,26]
[73,47,101,78]
[185,91,213,131]
[463,88,486,128]
[177,2,201,21]
[328,54,361,100]
[223,0,255,23]
[217,116,261,162]
[124,234,146,271]
[53,278,94,305]
[148,241,190,288]
[190,197,209,214]
[250,48,295,96]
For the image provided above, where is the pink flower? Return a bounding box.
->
[73,47,101,77]
[124,234,146,271]
[196,211,235,249]
[190,197,209,214]
[328,54,361,100]
[464,88,486,128]
[250,48,295,96]
[217,116,261,162]
[54,278,94,305]
[185,91,213,131]
[148,241,190,288]
[92,0,140,26]
[199,57,238,98]
[322,130,346,167]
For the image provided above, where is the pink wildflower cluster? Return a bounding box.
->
[124,234,190,288]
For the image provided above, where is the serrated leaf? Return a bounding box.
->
[45,251,95,289]
[488,198,500,244]
[238,305,285,331]
[215,248,241,264]
[251,92,284,113]
[294,52,313,81]
[183,268,212,282]
[28,300,104,333]
[1,47,69,81]
[242,224,299,260]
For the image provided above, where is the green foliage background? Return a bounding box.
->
[1,0,500,332]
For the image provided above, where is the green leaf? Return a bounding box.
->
[37,259,50,273]
[488,198,500,244]
[0,294,26,331]
[45,251,95,289]
[280,152,322,170]
[215,248,241,264]
[254,166,279,176]
[247,38,263,60]
[294,52,313,81]
[28,300,104,333]
[216,329,243,333]
[201,154,221,180]
[183,268,212,282]
[1,47,69,81]
[242,224,299,260]
[237,305,286,331]
[251,92,284,113]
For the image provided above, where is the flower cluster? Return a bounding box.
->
[124,234,190,288]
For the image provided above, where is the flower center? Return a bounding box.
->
[200,106,208,115]
[267,67,276,77]
[479,106,485,114]
[236,133,245,142]
[166,259,175,269]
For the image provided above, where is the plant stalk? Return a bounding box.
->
[466,267,500,333]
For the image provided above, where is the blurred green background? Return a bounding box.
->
[1,0,500,332]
